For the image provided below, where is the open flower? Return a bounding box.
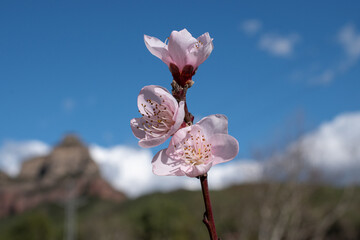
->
[152,114,239,177]
[130,85,185,148]
[144,29,214,86]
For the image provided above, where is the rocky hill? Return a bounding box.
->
[0,135,126,218]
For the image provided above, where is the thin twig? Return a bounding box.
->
[171,80,219,239]
[200,174,220,240]
[171,80,194,124]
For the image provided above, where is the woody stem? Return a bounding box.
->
[200,174,219,240]
[171,80,219,240]
[171,80,194,124]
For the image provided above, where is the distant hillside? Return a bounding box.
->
[0,183,359,240]
[0,135,126,218]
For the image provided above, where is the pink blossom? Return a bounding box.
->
[144,29,214,86]
[130,85,185,148]
[152,114,239,177]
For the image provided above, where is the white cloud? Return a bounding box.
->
[259,33,300,57]
[240,20,300,58]
[89,145,262,197]
[90,145,158,198]
[0,139,261,198]
[256,111,360,184]
[62,98,76,112]
[308,23,360,85]
[2,111,359,197]
[311,69,335,85]
[299,112,360,171]
[338,23,360,61]
[265,111,360,183]
[241,19,262,35]
[0,140,50,176]
[209,160,263,189]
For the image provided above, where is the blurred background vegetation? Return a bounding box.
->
[0,184,359,240]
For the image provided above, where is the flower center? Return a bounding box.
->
[193,40,204,49]
[137,96,175,138]
[177,130,212,165]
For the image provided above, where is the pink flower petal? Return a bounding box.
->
[157,114,239,177]
[152,149,185,176]
[145,29,213,76]
[131,117,169,148]
[166,125,192,159]
[187,32,214,68]
[197,114,228,137]
[158,89,178,113]
[130,117,146,139]
[139,135,168,148]
[197,32,213,47]
[165,124,203,157]
[194,32,214,66]
[181,162,213,177]
[144,35,172,66]
[137,85,173,115]
[131,85,185,148]
[209,134,239,165]
[168,29,197,71]
[168,101,185,136]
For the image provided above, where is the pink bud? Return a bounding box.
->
[144,29,214,86]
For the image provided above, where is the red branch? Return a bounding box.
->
[171,80,194,124]
[200,174,219,240]
[171,80,220,240]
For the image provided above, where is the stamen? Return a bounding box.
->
[139,98,175,138]
[176,129,212,166]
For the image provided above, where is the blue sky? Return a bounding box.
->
[1,0,360,159]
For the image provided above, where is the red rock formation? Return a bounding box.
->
[0,135,126,218]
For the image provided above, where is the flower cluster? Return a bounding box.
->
[131,29,239,178]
